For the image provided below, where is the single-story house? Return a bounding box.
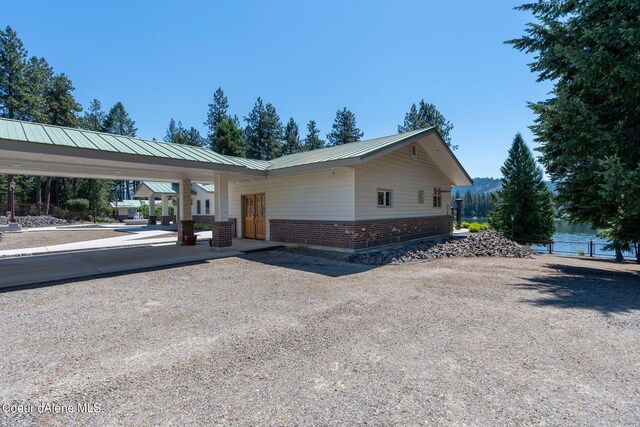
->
[134,181,215,225]
[224,129,472,249]
[0,118,472,250]
[109,200,143,220]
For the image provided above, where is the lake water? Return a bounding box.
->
[462,218,636,259]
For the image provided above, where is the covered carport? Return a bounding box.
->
[0,117,261,247]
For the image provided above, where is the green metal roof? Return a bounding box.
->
[265,128,431,170]
[193,183,214,192]
[225,155,271,171]
[137,181,213,196]
[109,200,142,208]
[0,117,244,167]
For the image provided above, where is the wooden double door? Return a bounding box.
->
[243,194,266,240]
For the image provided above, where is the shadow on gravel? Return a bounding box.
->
[240,249,376,278]
[517,261,640,314]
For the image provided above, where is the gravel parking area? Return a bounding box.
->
[1,252,639,425]
[0,229,122,250]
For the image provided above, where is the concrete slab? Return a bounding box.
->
[0,238,281,290]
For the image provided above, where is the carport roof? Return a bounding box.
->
[0,118,243,167]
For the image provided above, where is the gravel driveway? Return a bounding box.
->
[1,251,639,425]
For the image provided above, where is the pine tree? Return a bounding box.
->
[326,107,363,146]
[23,56,53,122]
[104,102,137,137]
[164,118,183,143]
[104,102,137,199]
[508,0,640,261]
[489,133,554,242]
[183,127,205,147]
[281,117,302,155]
[213,117,246,157]
[205,87,229,149]
[43,73,81,127]
[82,99,105,131]
[0,26,29,119]
[398,99,456,149]
[80,99,110,213]
[303,120,324,151]
[244,97,283,160]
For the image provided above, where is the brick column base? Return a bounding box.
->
[178,220,195,245]
[161,215,171,226]
[148,215,157,225]
[211,221,233,247]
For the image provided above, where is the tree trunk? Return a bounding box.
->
[614,242,624,262]
[35,176,42,215]
[6,174,13,216]
[44,177,52,215]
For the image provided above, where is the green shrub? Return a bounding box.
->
[96,216,118,223]
[468,222,490,233]
[576,249,585,256]
[194,222,213,231]
[65,198,90,212]
[461,221,471,229]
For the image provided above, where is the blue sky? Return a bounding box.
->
[3,0,551,178]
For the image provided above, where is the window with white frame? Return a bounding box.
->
[377,189,392,207]
[433,188,442,208]
[197,200,201,214]
[205,199,210,214]
[418,189,425,204]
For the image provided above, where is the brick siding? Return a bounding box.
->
[211,221,233,247]
[270,216,452,249]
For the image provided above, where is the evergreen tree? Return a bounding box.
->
[398,99,456,149]
[303,120,325,151]
[43,73,81,127]
[82,99,105,131]
[244,97,283,160]
[104,102,137,199]
[213,116,246,157]
[508,0,640,261]
[23,56,53,122]
[326,107,363,146]
[0,26,29,119]
[183,127,205,147]
[489,133,554,242]
[164,118,184,143]
[80,99,110,212]
[104,102,137,137]
[281,117,302,155]
[205,87,229,149]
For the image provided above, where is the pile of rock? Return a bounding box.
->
[347,230,535,265]
[0,215,69,228]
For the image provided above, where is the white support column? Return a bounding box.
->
[161,195,168,216]
[214,173,229,222]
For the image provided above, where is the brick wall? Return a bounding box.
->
[270,216,452,249]
[193,214,215,223]
[211,221,233,247]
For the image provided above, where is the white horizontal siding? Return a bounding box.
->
[229,168,355,239]
[354,144,453,220]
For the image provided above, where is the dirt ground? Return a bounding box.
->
[1,252,639,425]
[0,229,122,250]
